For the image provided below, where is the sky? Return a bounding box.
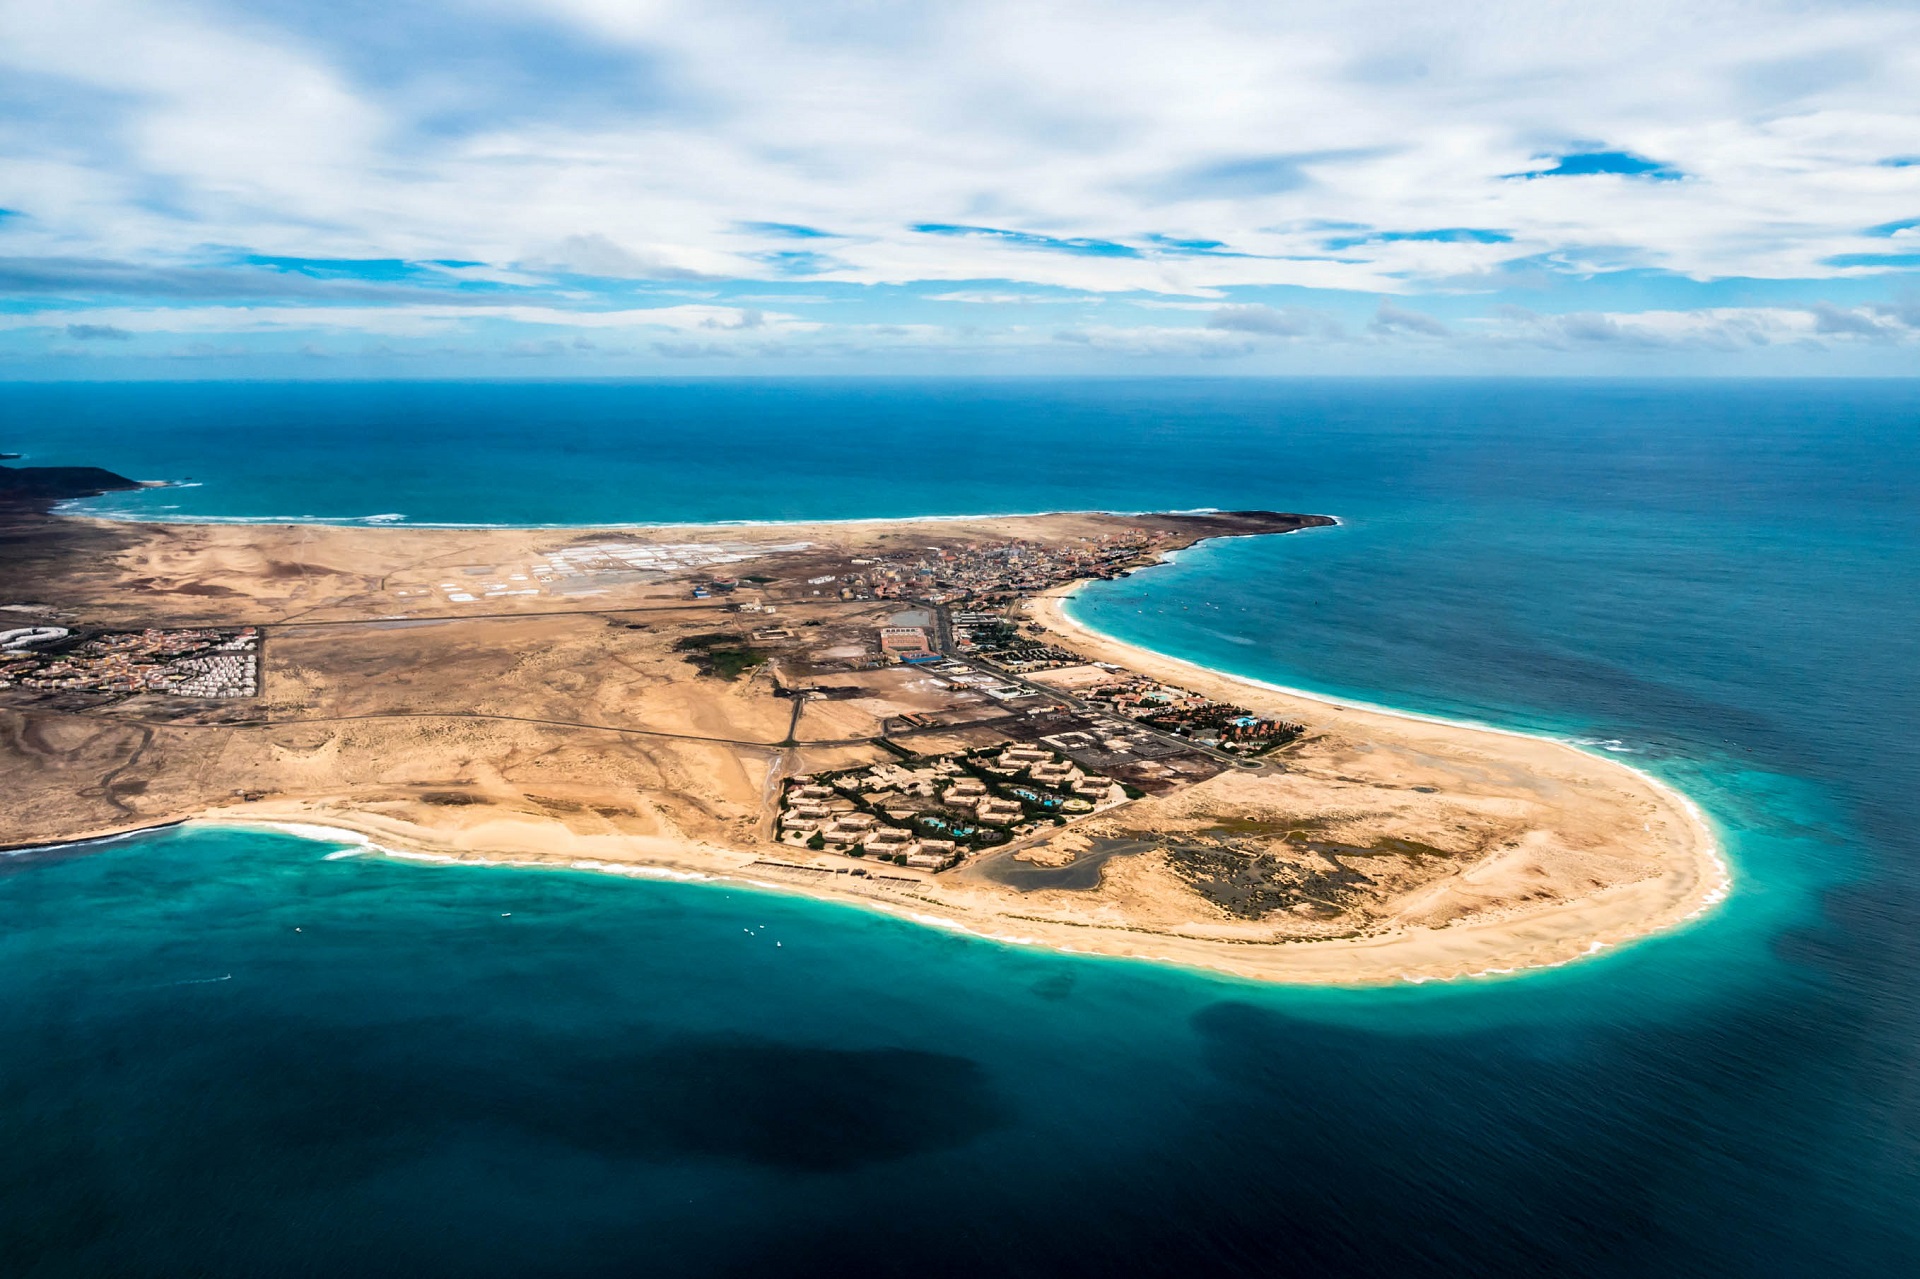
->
[2,0,1918,377]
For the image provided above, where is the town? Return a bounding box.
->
[777,741,1131,868]
[766,537,1307,874]
[844,527,1179,606]
[0,626,259,698]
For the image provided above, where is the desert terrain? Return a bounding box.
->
[0,501,1724,984]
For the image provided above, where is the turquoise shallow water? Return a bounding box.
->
[2,379,1917,1274]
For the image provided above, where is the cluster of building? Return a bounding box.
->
[1077,674,1301,752]
[951,612,1084,671]
[972,744,1118,804]
[852,530,1173,606]
[0,627,259,698]
[778,773,963,870]
[776,745,1127,869]
[888,657,1030,704]
[1040,721,1160,758]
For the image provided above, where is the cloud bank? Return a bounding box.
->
[1,0,1917,373]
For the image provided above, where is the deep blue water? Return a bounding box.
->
[3,379,1918,1276]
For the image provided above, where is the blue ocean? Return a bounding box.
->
[3,379,1917,1275]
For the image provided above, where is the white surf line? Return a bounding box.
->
[196,818,418,863]
[1,821,187,857]
[196,817,730,883]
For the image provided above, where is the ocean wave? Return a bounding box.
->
[225,820,380,847]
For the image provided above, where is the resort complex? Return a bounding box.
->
[0,625,259,697]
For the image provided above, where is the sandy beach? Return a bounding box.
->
[1004,583,1729,981]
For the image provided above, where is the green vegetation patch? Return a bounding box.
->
[674,632,770,681]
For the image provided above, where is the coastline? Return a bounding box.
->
[1,818,188,858]
[1025,581,1730,973]
[5,509,1727,987]
[6,700,1730,983]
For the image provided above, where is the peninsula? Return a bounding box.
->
[0,499,1724,984]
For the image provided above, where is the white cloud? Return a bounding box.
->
[525,233,728,281]
[3,0,1920,376]
[1,0,1916,294]
[1208,304,1343,338]
[928,291,1103,305]
[1051,324,1257,358]
[1370,301,1451,338]
[0,302,810,337]
[1480,303,1920,349]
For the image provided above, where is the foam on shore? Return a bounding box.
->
[1,820,187,857]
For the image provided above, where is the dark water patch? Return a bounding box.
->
[1029,972,1076,1001]
[0,993,1005,1272]
[613,1036,1005,1170]
[1050,996,1918,1278]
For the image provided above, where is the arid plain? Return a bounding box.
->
[0,506,1725,984]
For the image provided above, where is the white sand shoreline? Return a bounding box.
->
[1057,578,1728,867]
[1037,581,1731,936]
